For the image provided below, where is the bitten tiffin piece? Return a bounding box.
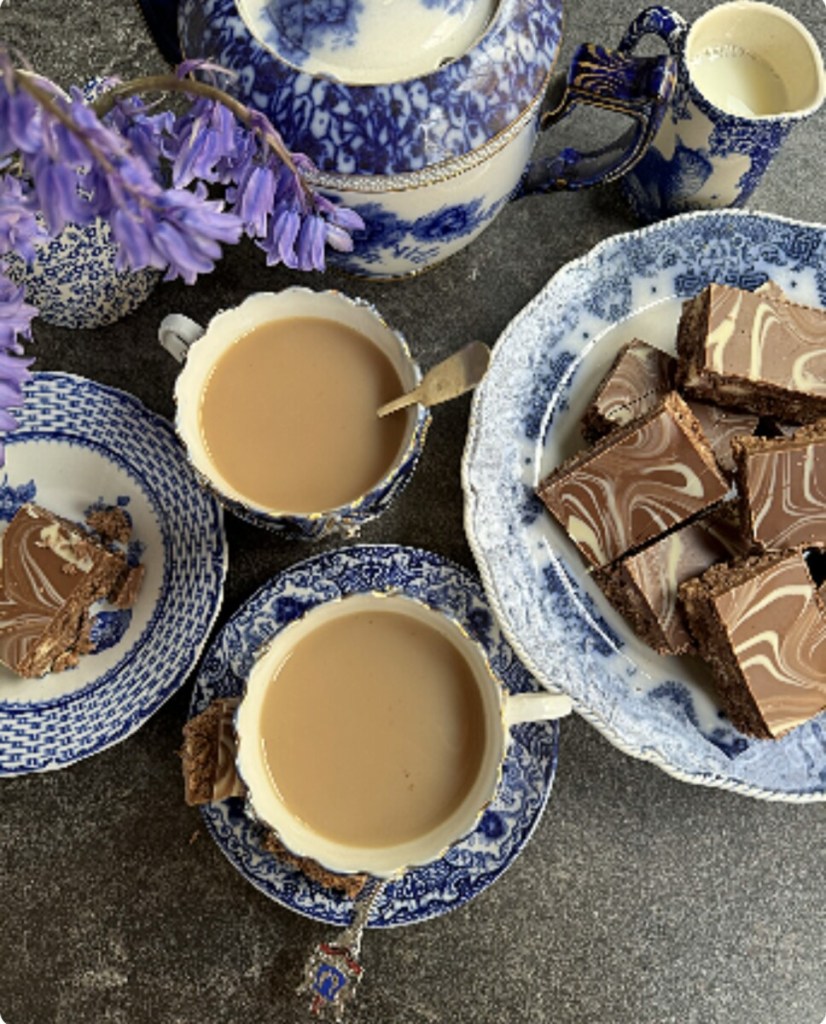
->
[680,550,826,738]
[0,503,130,678]
[733,418,826,552]
[538,391,728,568]
[676,283,826,423]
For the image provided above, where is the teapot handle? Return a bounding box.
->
[517,43,677,194]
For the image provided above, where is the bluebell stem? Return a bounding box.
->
[0,48,366,465]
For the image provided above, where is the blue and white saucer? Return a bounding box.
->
[189,544,560,928]
[0,372,227,775]
[463,209,826,802]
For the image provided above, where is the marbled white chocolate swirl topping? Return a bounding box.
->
[735,421,826,551]
[711,555,826,734]
[687,401,758,475]
[582,340,674,439]
[705,285,826,392]
[677,284,826,422]
[596,505,748,656]
[0,504,127,678]
[539,392,728,567]
[582,339,758,471]
[681,550,826,737]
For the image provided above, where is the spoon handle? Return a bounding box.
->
[297,878,386,1020]
[378,340,490,417]
[377,391,421,418]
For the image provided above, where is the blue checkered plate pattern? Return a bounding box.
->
[0,372,227,775]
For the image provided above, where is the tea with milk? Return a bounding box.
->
[258,608,489,848]
[198,317,409,513]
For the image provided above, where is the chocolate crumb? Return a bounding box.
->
[86,506,132,546]
[110,563,145,609]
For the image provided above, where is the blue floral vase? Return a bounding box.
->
[5,215,161,330]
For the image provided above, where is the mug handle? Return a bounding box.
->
[618,5,689,57]
[159,312,205,363]
[517,42,678,194]
[503,691,573,729]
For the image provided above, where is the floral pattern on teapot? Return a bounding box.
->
[339,194,507,272]
[263,0,363,60]
[179,0,562,175]
[259,0,495,86]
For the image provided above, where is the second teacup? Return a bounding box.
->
[160,288,430,536]
[234,590,572,878]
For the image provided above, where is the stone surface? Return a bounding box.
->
[1,2,826,1024]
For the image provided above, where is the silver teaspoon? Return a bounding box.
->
[298,877,386,1021]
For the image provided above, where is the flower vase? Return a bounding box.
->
[5,214,161,330]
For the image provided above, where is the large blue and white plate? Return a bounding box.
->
[189,544,559,928]
[463,210,826,802]
[0,372,227,775]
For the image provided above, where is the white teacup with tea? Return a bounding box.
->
[234,591,572,878]
[160,288,430,537]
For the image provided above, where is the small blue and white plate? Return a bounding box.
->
[0,372,227,776]
[189,544,559,928]
[463,209,826,802]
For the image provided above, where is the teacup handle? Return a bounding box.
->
[159,313,206,363]
[618,6,690,57]
[503,691,573,729]
[517,42,678,194]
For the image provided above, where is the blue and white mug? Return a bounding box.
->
[617,1,825,222]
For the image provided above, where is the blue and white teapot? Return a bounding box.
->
[139,0,677,277]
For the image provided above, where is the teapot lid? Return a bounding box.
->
[239,0,498,85]
[178,0,564,177]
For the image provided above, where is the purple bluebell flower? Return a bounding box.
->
[0,175,47,262]
[0,272,35,454]
[107,98,175,179]
[28,152,92,233]
[258,203,301,267]
[295,213,327,272]
[0,274,36,349]
[315,193,365,234]
[227,161,277,237]
[111,182,243,284]
[169,97,240,188]
[0,81,43,158]
[323,221,356,253]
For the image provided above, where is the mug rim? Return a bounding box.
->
[234,590,508,878]
[685,0,826,120]
[172,287,429,529]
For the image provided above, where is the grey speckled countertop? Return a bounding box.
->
[1,2,826,1023]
